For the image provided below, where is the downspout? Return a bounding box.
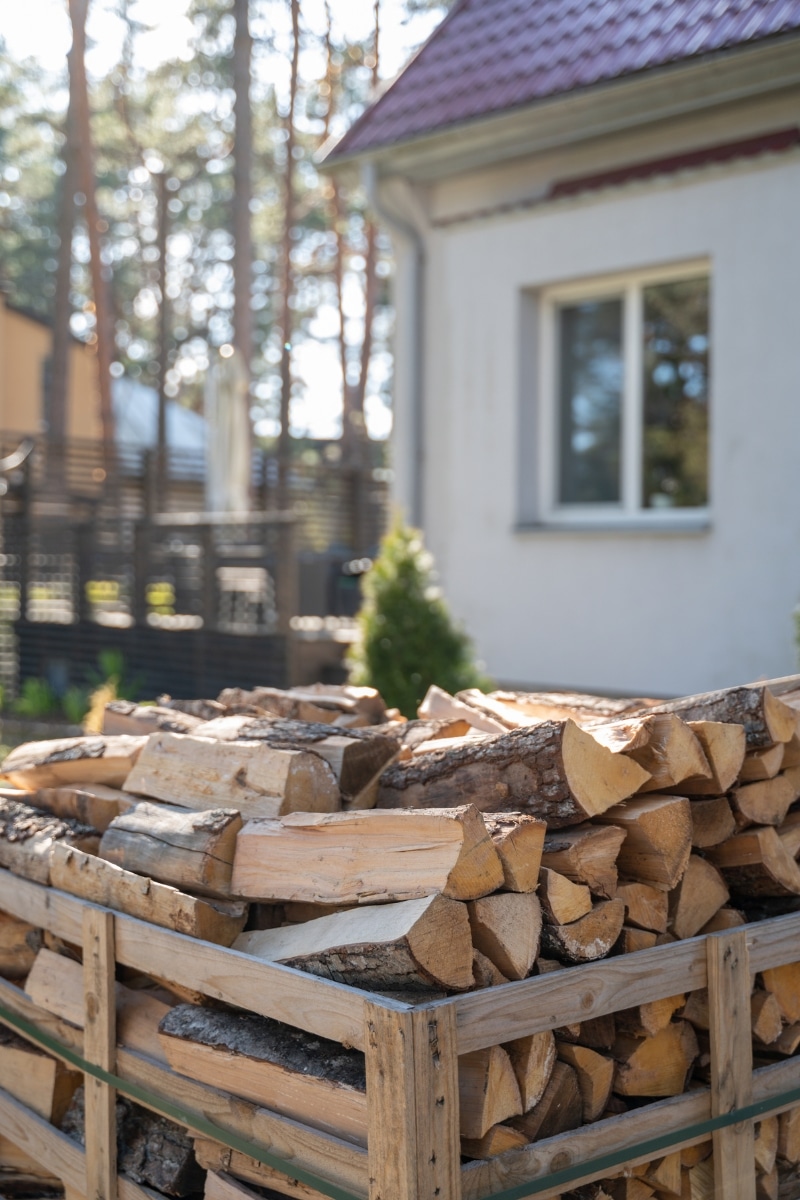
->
[362,160,425,529]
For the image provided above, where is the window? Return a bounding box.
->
[538,265,710,524]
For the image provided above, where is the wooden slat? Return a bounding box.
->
[0,1085,153,1200]
[364,1000,461,1200]
[0,976,369,1200]
[83,907,117,1200]
[0,867,383,1050]
[707,930,756,1200]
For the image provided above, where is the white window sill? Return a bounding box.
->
[515,515,711,536]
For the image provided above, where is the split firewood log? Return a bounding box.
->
[99,801,242,898]
[698,906,746,934]
[707,826,800,897]
[235,894,474,991]
[595,796,692,889]
[509,1060,583,1141]
[588,715,711,793]
[0,735,146,789]
[667,855,729,939]
[556,1041,614,1121]
[755,1116,779,1174]
[617,927,657,953]
[376,720,649,826]
[192,715,397,802]
[539,869,592,925]
[631,684,797,750]
[123,732,341,817]
[0,1027,81,1122]
[750,990,783,1045]
[540,899,625,964]
[33,783,136,832]
[459,1046,523,1138]
[616,995,685,1039]
[730,775,799,828]
[765,1023,800,1056]
[195,1148,325,1200]
[740,744,786,783]
[467,892,542,980]
[612,1021,698,1096]
[230,806,504,904]
[777,810,800,859]
[504,1031,556,1110]
[778,1107,800,1163]
[158,696,227,721]
[460,1123,528,1159]
[482,814,546,892]
[473,948,510,988]
[0,909,41,978]
[678,721,746,795]
[689,797,736,849]
[615,882,668,933]
[0,796,98,884]
[217,683,385,726]
[459,689,648,727]
[540,824,626,899]
[761,962,800,1022]
[50,842,248,944]
[418,685,508,734]
[577,1015,616,1052]
[62,1086,203,1195]
[636,1152,683,1197]
[103,701,203,737]
[755,1166,778,1200]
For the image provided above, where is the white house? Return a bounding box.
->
[327,0,800,697]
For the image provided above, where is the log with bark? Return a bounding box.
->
[0,797,98,884]
[540,899,626,964]
[192,715,397,802]
[458,689,648,728]
[61,1086,203,1195]
[234,894,474,991]
[103,701,204,737]
[0,735,146,789]
[123,731,341,816]
[588,714,711,793]
[631,684,797,750]
[33,782,136,832]
[50,842,248,943]
[216,683,385,726]
[99,801,242,898]
[230,806,504,904]
[378,720,649,826]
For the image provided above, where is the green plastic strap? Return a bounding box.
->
[4,997,800,1200]
[0,1000,362,1200]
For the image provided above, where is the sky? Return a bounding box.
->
[1,0,443,441]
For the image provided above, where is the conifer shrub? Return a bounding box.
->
[348,522,488,717]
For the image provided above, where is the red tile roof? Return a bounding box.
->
[332,0,800,160]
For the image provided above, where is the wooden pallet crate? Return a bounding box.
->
[0,865,799,1200]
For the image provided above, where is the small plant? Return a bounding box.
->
[348,521,489,718]
[62,686,90,727]
[12,677,59,720]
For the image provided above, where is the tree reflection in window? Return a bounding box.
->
[642,278,709,509]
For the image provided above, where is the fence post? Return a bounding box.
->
[82,907,117,1200]
[75,523,92,624]
[364,1000,461,1200]
[132,521,150,626]
[707,929,756,1200]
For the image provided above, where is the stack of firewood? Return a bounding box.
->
[2,676,800,1200]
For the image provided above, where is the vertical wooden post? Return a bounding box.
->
[707,929,756,1200]
[364,1000,461,1200]
[82,907,117,1200]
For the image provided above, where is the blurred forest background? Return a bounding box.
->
[0,0,447,467]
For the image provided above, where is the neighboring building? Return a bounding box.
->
[0,292,100,442]
[327,0,800,695]
[0,292,205,463]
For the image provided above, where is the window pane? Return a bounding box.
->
[558,299,622,504]
[642,278,709,508]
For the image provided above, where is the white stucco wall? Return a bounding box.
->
[391,149,800,696]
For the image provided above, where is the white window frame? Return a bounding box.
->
[537,259,711,528]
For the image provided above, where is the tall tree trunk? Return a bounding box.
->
[344,0,380,466]
[48,78,79,458]
[155,171,169,509]
[323,5,349,445]
[276,0,300,512]
[68,0,116,476]
[232,0,253,507]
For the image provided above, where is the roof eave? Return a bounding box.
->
[322,32,800,181]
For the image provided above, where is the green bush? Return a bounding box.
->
[348,522,488,717]
[12,677,59,720]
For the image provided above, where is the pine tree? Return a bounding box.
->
[348,523,487,717]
